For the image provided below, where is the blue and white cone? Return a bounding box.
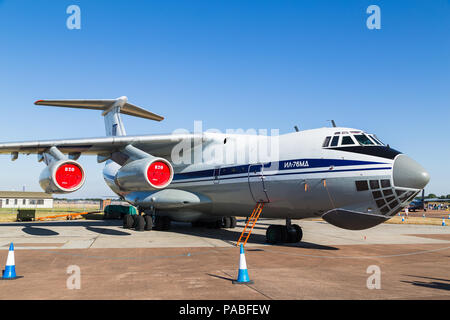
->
[233,244,254,284]
[2,243,19,280]
[401,216,405,222]
[442,219,446,226]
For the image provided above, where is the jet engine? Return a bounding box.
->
[39,160,85,193]
[115,157,174,191]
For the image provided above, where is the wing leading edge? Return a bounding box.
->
[0,133,210,158]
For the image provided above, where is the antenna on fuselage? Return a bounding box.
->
[294,125,299,132]
[327,120,337,127]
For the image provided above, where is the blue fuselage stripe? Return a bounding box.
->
[103,158,391,185]
[170,166,392,184]
[173,158,387,181]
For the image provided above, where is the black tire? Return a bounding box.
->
[134,215,145,231]
[103,212,109,220]
[123,214,134,229]
[230,217,237,228]
[286,226,297,243]
[266,225,288,244]
[266,225,280,244]
[279,225,288,243]
[144,215,153,231]
[131,215,138,228]
[286,224,302,243]
[292,224,303,242]
[222,217,232,228]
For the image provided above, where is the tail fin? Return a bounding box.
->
[34,96,164,136]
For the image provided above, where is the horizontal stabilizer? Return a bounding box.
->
[34,96,164,121]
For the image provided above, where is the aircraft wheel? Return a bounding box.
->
[135,215,145,231]
[222,217,232,228]
[286,224,303,243]
[123,214,134,229]
[230,217,237,228]
[292,224,303,242]
[266,225,287,244]
[144,215,153,231]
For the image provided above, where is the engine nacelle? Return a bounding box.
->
[39,160,85,194]
[115,157,174,191]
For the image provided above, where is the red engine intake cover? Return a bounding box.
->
[55,163,84,190]
[147,161,171,187]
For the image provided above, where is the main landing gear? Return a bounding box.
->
[123,211,236,232]
[123,210,171,232]
[266,219,303,244]
[191,217,237,229]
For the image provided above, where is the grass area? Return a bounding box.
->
[385,216,447,226]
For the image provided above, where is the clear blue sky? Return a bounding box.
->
[0,0,448,198]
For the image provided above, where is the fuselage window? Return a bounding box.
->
[370,180,380,189]
[372,191,382,199]
[380,179,391,188]
[355,180,369,191]
[322,136,331,147]
[354,134,374,146]
[330,136,339,147]
[341,136,355,145]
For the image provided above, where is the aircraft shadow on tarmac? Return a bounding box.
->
[401,275,450,292]
[21,226,60,236]
[0,220,128,237]
[170,222,338,250]
[85,226,131,236]
[0,220,121,228]
[0,220,337,250]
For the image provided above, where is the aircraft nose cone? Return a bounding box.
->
[393,155,430,189]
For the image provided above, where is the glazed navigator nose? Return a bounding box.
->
[393,154,430,189]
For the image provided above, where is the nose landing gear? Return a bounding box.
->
[266,219,303,244]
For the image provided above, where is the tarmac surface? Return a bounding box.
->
[0,218,449,299]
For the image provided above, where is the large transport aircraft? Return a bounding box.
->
[0,97,430,244]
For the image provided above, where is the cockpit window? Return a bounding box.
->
[354,134,374,146]
[330,136,339,147]
[341,136,355,145]
[322,136,331,147]
[323,132,385,148]
[369,134,384,146]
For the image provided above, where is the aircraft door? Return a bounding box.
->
[248,163,270,203]
[213,166,220,184]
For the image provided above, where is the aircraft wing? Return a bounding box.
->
[0,133,210,159]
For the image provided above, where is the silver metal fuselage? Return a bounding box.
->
[103,127,429,228]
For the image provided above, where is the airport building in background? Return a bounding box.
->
[0,191,53,209]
